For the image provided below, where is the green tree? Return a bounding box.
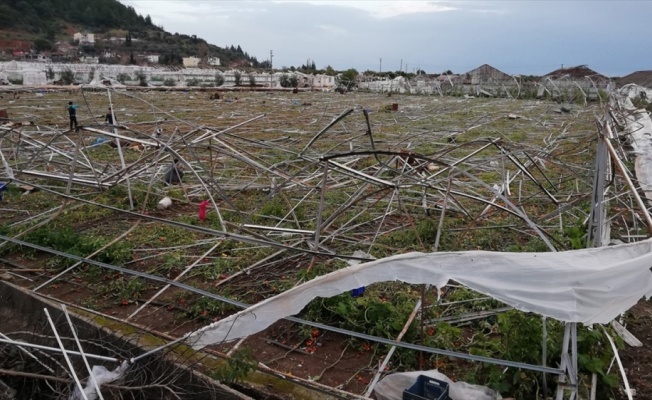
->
[339,68,359,91]
[45,66,55,80]
[234,71,241,86]
[117,73,131,84]
[135,70,147,86]
[60,69,75,85]
[0,5,18,28]
[33,38,53,52]
[215,72,224,86]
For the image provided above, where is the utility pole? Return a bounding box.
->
[379,57,382,73]
[270,50,274,88]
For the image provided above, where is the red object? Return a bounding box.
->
[199,200,209,221]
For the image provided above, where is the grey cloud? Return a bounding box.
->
[123,0,652,76]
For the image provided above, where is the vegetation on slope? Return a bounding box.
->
[0,0,263,67]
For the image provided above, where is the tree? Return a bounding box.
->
[324,65,336,76]
[60,69,75,85]
[145,14,152,25]
[130,52,136,64]
[248,73,256,87]
[234,71,241,86]
[279,73,290,88]
[339,68,359,91]
[215,72,224,86]
[33,38,53,52]
[279,73,298,88]
[45,66,55,80]
[125,32,132,47]
[117,73,131,84]
[135,70,147,87]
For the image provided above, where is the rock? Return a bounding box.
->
[0,273,13,281]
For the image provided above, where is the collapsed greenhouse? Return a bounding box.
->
[0,83,651,399]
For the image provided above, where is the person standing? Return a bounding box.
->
[67,101,78,130]
[105,107,116,125]
[164,159,184,185]
[105,107,117,135]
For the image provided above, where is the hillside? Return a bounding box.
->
[0,0,263,68]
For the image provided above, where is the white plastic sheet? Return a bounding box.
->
[618,89,652,201]
[70,361,129,400]
[188,240,652,349]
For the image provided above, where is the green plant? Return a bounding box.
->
[163,78,176,86]
[339,68,359,91]
[60,69,75,85]
[212,348,256,383]
[22,226,133,268]
[248,73,256,86]
[106,275,145,303]
[280,73,298,88]
[186,78,200,86]
[234,71,241,86]
[135,70,148,87]
[215,72,224,86]
[117,73,131,84]
[186,296,238,319]
[45,66,55,80]
[562,224,586,250]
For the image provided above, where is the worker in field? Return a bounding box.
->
[67,101,78,131]
[164,159,184,185]
[105,107,117,132]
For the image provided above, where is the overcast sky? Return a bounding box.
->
[120,0,651,77]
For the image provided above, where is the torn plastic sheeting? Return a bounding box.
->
[622,105,652,201]
[70,360,129,400]
[188,239,652,349]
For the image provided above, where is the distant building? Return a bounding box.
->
[146,54,160,63]
[73,33,95,46]
[309,74,335,89]
[35,54,50,63]
[207,57,220,66]
[182,56,200,68]
[80,56,99,64]
[461,64,511,84]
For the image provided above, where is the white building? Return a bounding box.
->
[207,57,220,66]
[73,33,95,46]
[182,56,200,68]
[146,55,160,63]
[309,74,335,89]
[80,56,99,64]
